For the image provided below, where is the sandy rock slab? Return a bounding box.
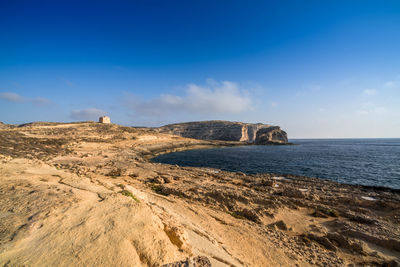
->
[0,159,185,266]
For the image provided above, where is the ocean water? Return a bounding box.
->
[152,139,400,189]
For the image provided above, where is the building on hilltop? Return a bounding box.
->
[99,116,111,124]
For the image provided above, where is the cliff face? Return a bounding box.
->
[158,121,288,144]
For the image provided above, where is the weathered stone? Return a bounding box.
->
[312,210,329,218]
[153,176,165,184]
[260,179,275,187]
[282,187,305,198]
[107,168,124,177]
[163,223,191,253]
[306,234,337,251]
[269,220,288,230]
[326,233,364,253]
[236,208,262,224]
[161,256,212,267]
[161,175,173,183]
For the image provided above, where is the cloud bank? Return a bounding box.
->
[0,92,25,102]
[70,108,107,121]
[126,80,252,117]
[0,92,50,105]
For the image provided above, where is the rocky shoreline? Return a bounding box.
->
[0,122,399,266]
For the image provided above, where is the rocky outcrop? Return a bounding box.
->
[0,122,7,129]
[255,126,288,145]
[0,122,15,129]
[158,120,288,144]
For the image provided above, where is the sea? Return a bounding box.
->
[151,139,400,189]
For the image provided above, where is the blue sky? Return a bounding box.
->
[1,0,399,138]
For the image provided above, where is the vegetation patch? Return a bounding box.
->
[151,184,163,194]
[226,210,246,220]
[120,190,140,203]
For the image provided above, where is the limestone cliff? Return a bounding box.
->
[158,120,288,144]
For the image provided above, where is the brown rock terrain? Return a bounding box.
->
[0,122,399,266]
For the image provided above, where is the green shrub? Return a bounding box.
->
[120,190,140,203]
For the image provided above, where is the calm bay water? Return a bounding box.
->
[152,139,400,189]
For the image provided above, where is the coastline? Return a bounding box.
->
[141,140,246,160]
[0,122,399,266]
[151,137,400,191]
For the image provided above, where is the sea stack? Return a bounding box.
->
[255,126,288,144]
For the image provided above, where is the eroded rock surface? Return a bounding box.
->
[158,120,288,144]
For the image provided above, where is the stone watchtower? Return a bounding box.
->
[99,116,111,124]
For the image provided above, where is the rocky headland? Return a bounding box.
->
[0,122,399,266]
[158,120,288,144]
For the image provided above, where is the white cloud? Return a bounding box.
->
[0,92,50,105]
[356,103,387,116]
[0,92,24,102]
[363,89,377,96]
[32,97,51,105]
[270,102,278,108]
[384,81,397,89]
[70,108,107,121]
[126,80,252,116]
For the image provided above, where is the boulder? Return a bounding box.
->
[326,232,364,253]
[268,220,288,231]
[306,234,337,251]
[282,187,305,198]
[152,176,165,184]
